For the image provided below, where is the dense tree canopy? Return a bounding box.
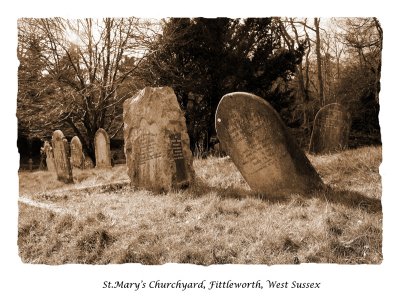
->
[17,17,382,163]
[276,17,382,147]
[17,17,156,161]
[140,18,304,152]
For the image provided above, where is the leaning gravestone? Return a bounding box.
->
[94,128,112,168]
[51,130,73,183]
[70,136,85,169]
[42,141,56,172]
[123,86,194,192]
[215,92,323,197]
[309,103,351,154]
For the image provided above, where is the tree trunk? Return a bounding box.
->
[373,17,383,104]
[314,18,324,106]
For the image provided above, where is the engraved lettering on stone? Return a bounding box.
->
[123,87,194,191]
[138,132,162,165]
[170,133,187,182]
[228,111,275,175]
[216,92,322,197]
[309,103,351,154]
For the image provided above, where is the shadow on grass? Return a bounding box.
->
[187,178,381,213]
[314,185,382,213]
[187,178,290,202]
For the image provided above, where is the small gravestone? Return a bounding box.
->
[215,92,322,197]
[309,103,351,154]
[94,128,112,168]
[123,86,194,192]
[84,156,94,169]
[42,141,56,172]
[70,136,84,169]
[213,143,221,156]
[51,130,73,183]
[212,142,227,157]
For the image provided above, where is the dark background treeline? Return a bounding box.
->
[17,17,382,168]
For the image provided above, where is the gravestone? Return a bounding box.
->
[42,141,56,172]
[215,92,323,197]
[70,136,85,169]
[212,142,227,157]
[51,130,73,183]
[84,157,94,169]
[309,103,351,154]
[123,86,194,192]
[94,128,112,168]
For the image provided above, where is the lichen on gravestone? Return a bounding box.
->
[309,103,351,154]
[94,128,112,168]
[42,140,56,172]
[51,130,73,183]
[70,136,85,169]
[123,87,194,192]
[215,92,323,197]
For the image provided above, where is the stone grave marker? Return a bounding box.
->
[42,141,56,172]
[123,86,194,192]
[70,136,84,169]
[51,130,73,183]
[94,128,112,168]
[309,103,351,154]
[84,157,94,169]
[215,92,323,197]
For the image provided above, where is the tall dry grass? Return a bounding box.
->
[18,146,382,265]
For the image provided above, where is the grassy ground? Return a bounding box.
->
[18,146,382,265]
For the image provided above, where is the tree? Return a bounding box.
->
[277,17,314,132]
[337,17,382,105]
[17,18,157,161]
[141,18,304,152]
[314,18,325,106]
[334,17,382,145]
[276,17,382,148]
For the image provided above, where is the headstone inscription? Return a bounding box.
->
[51,130,73,183]
[70,136,84,169]
[123,86,194,192]
[94,128,112,168]
[309,103,351,154]
[215,92,323,197]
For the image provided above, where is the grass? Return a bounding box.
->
[18,146,382,265]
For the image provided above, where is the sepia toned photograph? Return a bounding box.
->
[17,16,382,266]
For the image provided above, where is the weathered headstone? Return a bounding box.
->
[212,142,227,157]
[94,128,112,168]
[84,156,94,169]
[42,141,56,172]
[213,143,221,156]
[51,130,73,183]
[309,103,351,154]
[70,136,85,169]
[123,86,194,192]
[215,92,323,197]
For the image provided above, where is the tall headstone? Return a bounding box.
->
[215,92,323,197]
[123,87,194,192]
[309,103,351,154]
[70,136,85,169]
[94,128,111,168]
[42,141,56,172]
[51,130,73,183]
